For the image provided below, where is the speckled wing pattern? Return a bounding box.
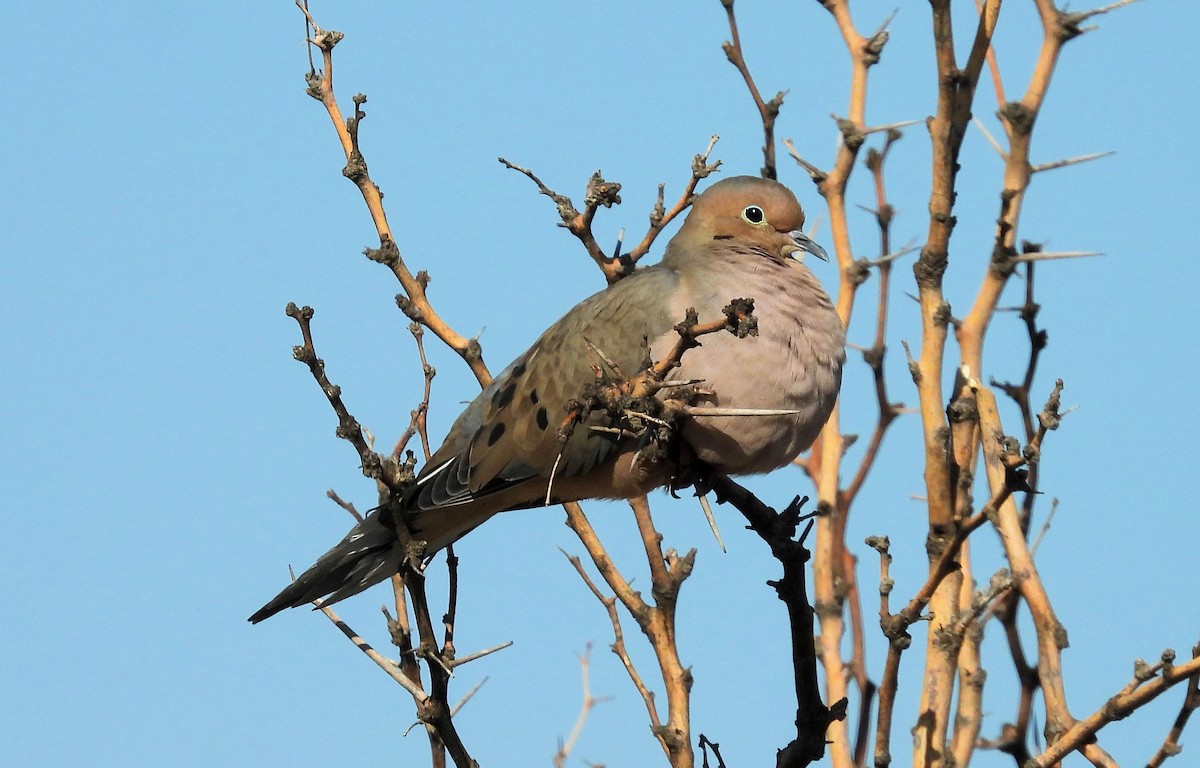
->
[406,265,682,515]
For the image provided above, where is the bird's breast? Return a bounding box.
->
[658,260,845,475]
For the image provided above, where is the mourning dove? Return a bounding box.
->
[250,175,844,623]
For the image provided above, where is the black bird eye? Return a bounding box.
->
[742,205,765,224]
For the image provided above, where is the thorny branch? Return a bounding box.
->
[563,499,696,767]
[288,7,527,767]
[296,1,491,388]
[1147,643,1200,768]
[553,299,761,475]
[555,301,766,767]
[764,2,904,762]
[561,546,665,739]
[286,302,490,768]
[286,303,409,492]
[393,322,437,462]
[719,0,785,180]
[499,140,721,285]
[552,644,610,768]
[842,130,907,511]
[867,476,1019,767]
[710,477,847,767]
[935,0,1140,760]
[1028,652,1200,768]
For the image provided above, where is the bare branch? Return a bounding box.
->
[312,596,428,701]
[719,0,784,179]
[1029,652,1200,767]
[625,136,722,267]
[285,303,408,492]
[1147,643,1200,767]
[552,644,611,768]
[326,488,363,522]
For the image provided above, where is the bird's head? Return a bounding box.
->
[671,175,827,264]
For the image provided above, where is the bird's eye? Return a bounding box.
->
[742,205,765,224]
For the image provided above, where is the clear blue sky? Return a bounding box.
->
[5,1,1195,766]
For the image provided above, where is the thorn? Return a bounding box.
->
[861,118,922,136]
[865,241,921,268]
[626,409,672,428]
[782,138,828,183]
[450,676,489,716]
[972,117,1008,159]
[683,406,803,417]
[1073,0,1143,23]
[1011,250,1102,263]
[871,8,900,39]
[449,641,514,668]
[698,494,727,553]
[1030,498,1059,559]
[581,336,623,375]
[1031,150,1115,174]
[805,213,824,241]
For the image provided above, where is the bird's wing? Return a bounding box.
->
[408,265,681,514]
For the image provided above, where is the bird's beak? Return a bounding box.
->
[786,229,829,261]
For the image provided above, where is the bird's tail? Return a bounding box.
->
[248,508,404,624]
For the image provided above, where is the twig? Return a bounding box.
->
[975,381,1087,757]
[865,535,903,767]
[560,545,667,758]
[497,159,621,279]
[312,595,428,701]
[842,130,906,512]
[286,303,405,491]
[1028,498,1059,558]
[442,545,459,659]
[565,496,693,763]
[326,488,363,522]
[719,0,784,179]
[552,644,611,768]
[783,138,828,184]
[699,734,728,768]
[1147,643,1200,767]
[450,677,488,717]
[709,477,845,766]
[1028,652,1200,767]
[393,322,437,461]
[296,3,490,386]
[624,136,722,268]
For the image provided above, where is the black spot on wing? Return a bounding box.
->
[492,382,516,410]
[530,389,539,404]
[536,407,549,431]
[487,422,506,446]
